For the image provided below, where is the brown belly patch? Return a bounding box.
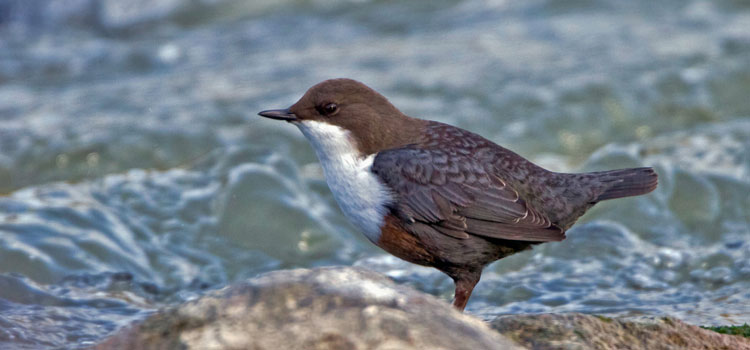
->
[376,214,436,267]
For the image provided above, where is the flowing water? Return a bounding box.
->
[1,0,750,348]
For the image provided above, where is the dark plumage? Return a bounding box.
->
[259,78,658,311]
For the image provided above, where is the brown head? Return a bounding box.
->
[258,78,426,155]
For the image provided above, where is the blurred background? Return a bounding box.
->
[1,0,749,348]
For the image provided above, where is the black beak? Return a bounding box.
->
[258,109,298,122]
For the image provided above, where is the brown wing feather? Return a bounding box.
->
[372,147,564,242]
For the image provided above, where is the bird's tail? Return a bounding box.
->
[590,167,658,201]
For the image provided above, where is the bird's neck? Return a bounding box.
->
[294,119,393,242]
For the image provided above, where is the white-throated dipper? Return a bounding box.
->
[258,78,658,311]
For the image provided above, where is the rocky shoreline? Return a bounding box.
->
[93,267,750,350]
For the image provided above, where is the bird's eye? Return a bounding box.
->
[318,103,338,116]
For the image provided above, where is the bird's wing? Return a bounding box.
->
[372,147,565,242]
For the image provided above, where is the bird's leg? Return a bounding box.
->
[452,272,480,312]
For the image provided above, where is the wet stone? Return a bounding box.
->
[93,267,521,350]
[491,313,750,350]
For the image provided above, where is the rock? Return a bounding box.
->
[93,266,521,350]
[92,267,749,350]
[491,313,750,350]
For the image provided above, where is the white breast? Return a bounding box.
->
[295,120,393,243]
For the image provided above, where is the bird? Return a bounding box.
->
[258,78,658,311]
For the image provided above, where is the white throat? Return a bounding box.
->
[295,120,392,243]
